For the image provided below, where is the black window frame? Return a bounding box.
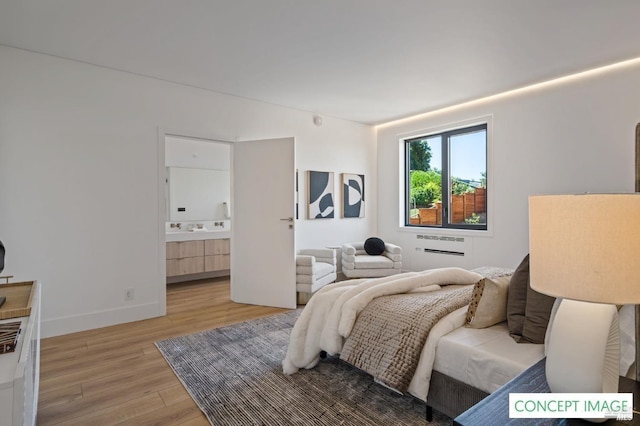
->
[404,123,488,231]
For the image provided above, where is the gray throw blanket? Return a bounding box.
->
[339,285,473,392]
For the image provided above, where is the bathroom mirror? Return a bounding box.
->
[166,167,230,221]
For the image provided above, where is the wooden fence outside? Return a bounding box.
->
[411,187,486,225]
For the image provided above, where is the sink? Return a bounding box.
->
[166,228,225,233]
[190,228,209,232]
[165,228,230,242]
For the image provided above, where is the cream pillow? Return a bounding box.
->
[465,275,512,328]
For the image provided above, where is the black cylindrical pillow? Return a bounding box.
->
[364,237,385,255]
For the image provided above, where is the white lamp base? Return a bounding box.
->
[546,299,620,423]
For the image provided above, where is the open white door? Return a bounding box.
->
[231,137,296,309]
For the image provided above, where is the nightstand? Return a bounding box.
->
[454,358,640,425]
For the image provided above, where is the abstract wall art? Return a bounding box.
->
[307,170,335,219]
[342,173,365,218]
[295,169,299,220]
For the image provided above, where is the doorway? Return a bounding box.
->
[157,132,297,313]
[162,133,232,311]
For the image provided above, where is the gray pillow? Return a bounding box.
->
[507,253,556,344]
[507,254,529,341]
[520,284,556,344]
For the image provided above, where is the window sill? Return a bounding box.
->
[397,225,493,239]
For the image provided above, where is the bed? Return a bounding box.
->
[282,264,636,420]
[282,266,522,416]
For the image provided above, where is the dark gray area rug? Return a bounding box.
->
[155,309,451,425]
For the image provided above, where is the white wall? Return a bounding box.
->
[165,136,230,170]
[295,121,378,250]
[0,46,375,337]
[377,61,640,272]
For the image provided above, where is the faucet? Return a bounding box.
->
[170,223,182,230]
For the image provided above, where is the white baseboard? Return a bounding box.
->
[41,301,164,338]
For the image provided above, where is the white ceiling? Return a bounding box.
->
[1,1,640,125]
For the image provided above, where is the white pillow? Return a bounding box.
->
[465,275,511,329]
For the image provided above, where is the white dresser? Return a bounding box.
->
[0,281,40,426]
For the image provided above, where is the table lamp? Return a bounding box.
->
[529,194,640,417]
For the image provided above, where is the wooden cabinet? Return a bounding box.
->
[166,241,205,276]
[166,240,204,259]
[166,238,230,280]
[204,239,230,272]
[166,256,205,276]
[205,239,230,255]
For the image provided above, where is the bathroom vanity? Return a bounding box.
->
[165,230,230,283]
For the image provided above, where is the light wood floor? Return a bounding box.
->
[37,277,289,425]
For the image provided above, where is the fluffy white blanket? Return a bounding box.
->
[282,267,482,399]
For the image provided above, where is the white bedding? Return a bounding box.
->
[406,304,471,400]
[282,267,483,401]
[431,304,636,395]
[432,308,544,394]
[282,266,547,403]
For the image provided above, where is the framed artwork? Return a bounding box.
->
[295,169,299,220]
[342,173,365,218]
[307,171,334,219]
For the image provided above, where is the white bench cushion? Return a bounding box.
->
[296,262,334,283]
[353,255,393,269]
[433,321,544,394]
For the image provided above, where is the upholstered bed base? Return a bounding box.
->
[425,370,489,421]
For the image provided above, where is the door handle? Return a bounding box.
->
[280,217,294,222]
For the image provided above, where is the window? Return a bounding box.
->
[404,123,487,230]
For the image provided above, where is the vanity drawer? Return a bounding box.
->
[204,239,230,255]
[166,241,204,259]
[166,257,205,276]
[205,254,230,272]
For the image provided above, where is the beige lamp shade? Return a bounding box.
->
[529,193,640,305]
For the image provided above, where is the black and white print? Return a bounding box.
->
[342,173,365,218]
[308,171,335,219]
